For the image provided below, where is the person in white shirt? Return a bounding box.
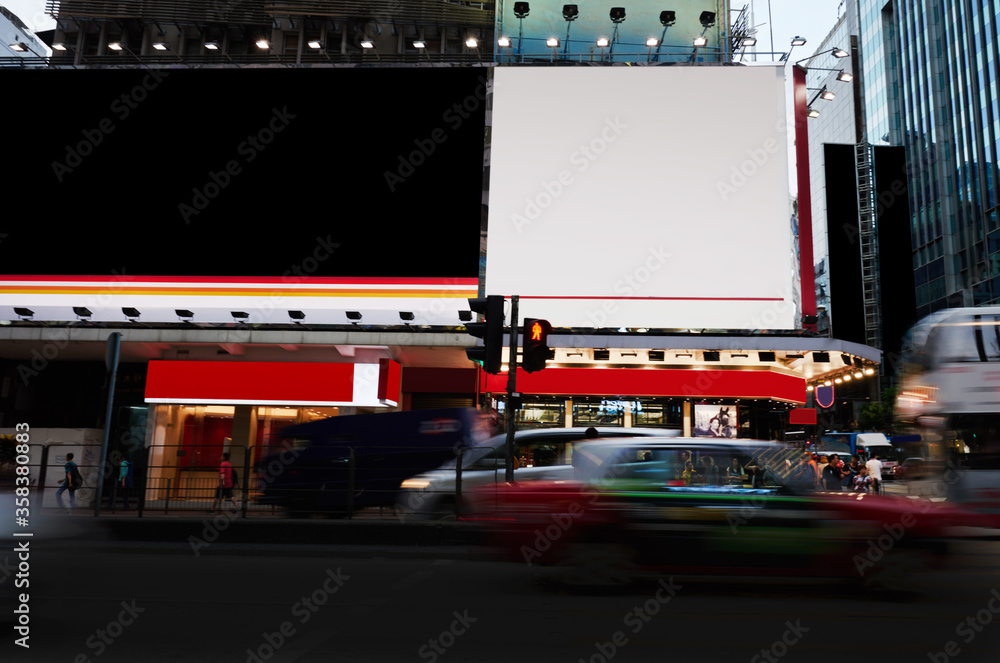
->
[865,454,884,494]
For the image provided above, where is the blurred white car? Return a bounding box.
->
[395,427,680,520]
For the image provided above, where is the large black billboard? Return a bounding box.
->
[2,67,486,278]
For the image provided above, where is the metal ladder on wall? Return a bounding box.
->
[856,141,882,350]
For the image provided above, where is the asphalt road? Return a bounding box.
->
[3,535,999,663]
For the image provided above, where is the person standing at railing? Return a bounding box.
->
[210,452,238,513]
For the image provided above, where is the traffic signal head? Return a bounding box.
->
[522,318,554,373]
[465,295,504,374]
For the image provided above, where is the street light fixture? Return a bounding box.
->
[596,36,609,61]
[514,2,529,59]
[546,36,560,62]
[562,4,578,57]
[360,39,381,61]
[608,7,625,59]
[653,10,676,62]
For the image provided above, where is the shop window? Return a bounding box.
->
[633,401,682,428]
[516,401,564,428]
[573,401,624,427]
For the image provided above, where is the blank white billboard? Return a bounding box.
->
[486,65,796,330]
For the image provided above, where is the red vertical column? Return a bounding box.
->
[793,65,817,332]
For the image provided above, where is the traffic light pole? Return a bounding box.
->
[504,295,519,482]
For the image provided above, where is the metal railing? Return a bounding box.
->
[14,442,505,519]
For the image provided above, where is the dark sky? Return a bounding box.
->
[2,67,486,278]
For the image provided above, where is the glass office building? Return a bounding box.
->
[859,0,999,315]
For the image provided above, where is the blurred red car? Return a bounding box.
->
[466,438,985,590]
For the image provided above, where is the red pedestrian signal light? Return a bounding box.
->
[522,318,553,373]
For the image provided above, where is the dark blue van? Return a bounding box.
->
[255,408,486,516]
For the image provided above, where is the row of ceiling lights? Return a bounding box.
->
[806,367,877,391]
[10,307,452,324]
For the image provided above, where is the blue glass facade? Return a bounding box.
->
[859,0,1000,316]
